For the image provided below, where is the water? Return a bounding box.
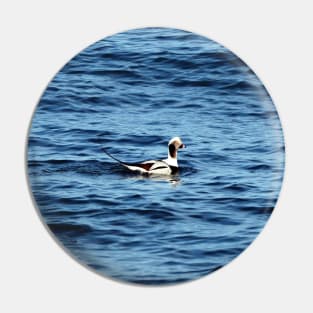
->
[27,27,285,285]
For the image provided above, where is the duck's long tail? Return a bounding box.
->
[102,148,149,174]
[102,148,125,165]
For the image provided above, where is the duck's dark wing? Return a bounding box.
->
[126,161,155,171]
[123,160,173,174]
[147,161,172,175]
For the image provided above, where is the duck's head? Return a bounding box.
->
[168,137,186,159]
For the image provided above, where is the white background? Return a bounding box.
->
[1,1,312,312]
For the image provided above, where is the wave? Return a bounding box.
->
[245,164,273,171]
[47,222,92,234]
[169,79,215,87]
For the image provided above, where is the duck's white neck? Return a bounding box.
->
[164,152,178,167]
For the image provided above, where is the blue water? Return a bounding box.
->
[27,27,284,285]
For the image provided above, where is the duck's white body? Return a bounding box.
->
[104,137,185,175]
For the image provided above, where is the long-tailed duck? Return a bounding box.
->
[103,137,185,175]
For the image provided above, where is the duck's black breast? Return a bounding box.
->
[169,165,179,174]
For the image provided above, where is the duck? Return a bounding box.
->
[103,137,186,175]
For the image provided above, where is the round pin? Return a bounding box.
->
[27,27,285,285]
